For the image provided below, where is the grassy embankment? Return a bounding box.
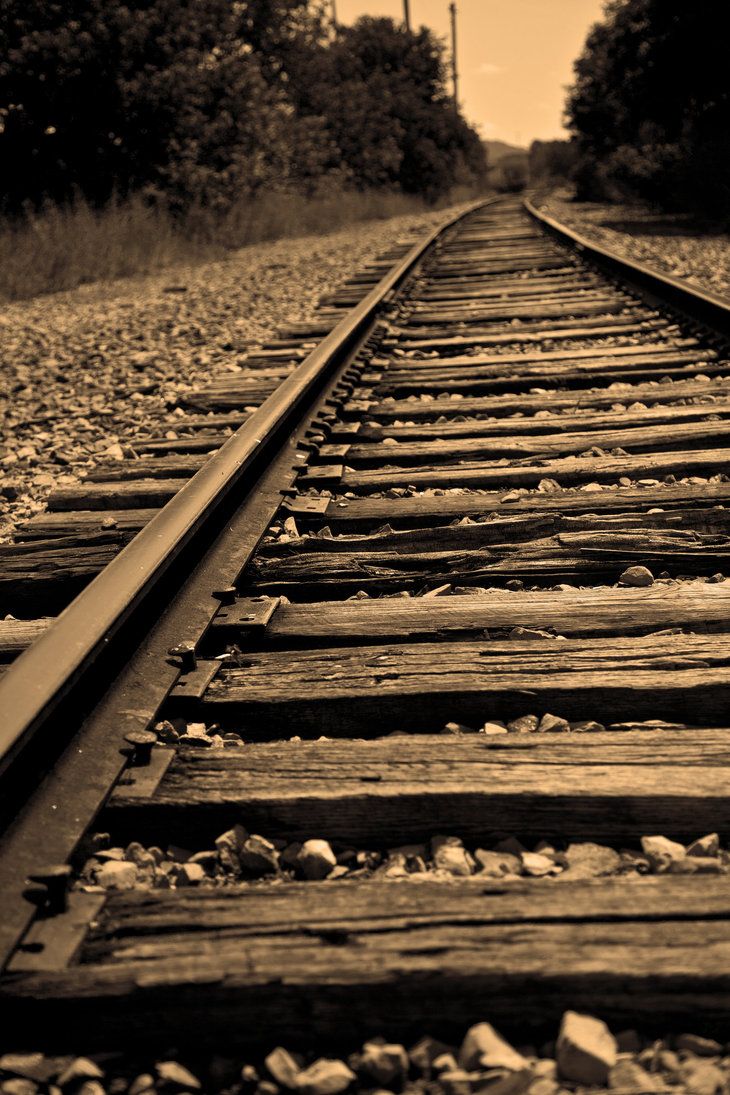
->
[0,186,485,302]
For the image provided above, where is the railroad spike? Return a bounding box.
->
[168,641,197,672]
[212,586,238,605]
[121,729,158,768]
[24,864,72,916]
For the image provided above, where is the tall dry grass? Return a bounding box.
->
[0,186,483,302]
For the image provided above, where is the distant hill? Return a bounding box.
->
[483,140,527,165]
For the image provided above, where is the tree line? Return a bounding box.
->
[0,0,486,217]
[565,0,729,220]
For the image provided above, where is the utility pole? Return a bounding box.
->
[403,0,411,31]
[449,2,459,108]
[331,0,338,31]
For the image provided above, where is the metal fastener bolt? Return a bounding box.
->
[123,729,158,767]
[212,586,237,605]
[168,641,197,672]
[25,864,72,915]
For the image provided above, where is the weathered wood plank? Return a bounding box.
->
[303,446,730,491]
[0,617,53,658]
[264,512,730,555]
[8,878,730,1046]
[212,581,730,643]
[85,456,205,482]
[323,420,730,465]
[353,401,730,442]
[387,317,660,348]
[108,730,730,845]
[310,484,730,530]
[16,509,157,541]
[0,540,124,611]
[351,379,730,421]
[368,360,725,396]
[48,481,181,511]
[375,344,713,372]
[247,538,730,596]
[195,633,730,731]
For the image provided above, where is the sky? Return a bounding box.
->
[334,0,608,147]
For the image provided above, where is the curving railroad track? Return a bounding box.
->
[2,195,730,1056]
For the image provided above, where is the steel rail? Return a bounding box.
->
[524,197,730,337]
[0,198,490,780]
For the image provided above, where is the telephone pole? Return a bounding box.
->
[403,0,411,31]
[331,0,338,30]
[449,2,459,108]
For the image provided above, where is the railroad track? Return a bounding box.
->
[2,195,730,1066]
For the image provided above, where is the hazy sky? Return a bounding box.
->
[335,0,608,146]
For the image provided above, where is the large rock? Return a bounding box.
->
[296,840,337,880]
[556,1011,617,1085]
[458,1023,528,1072]
[265,1048,302,1090]
[641,835,685,870]
[608,1059,658,1091]
[358,1041,409,1086]
[431,835,475,877]
[295,1060,355,1095]
[239,834,279,876]
[676,1033,722,1057]
[679,1060,726,1095]
[95,859,138,890]
[558,842,621,881]
[618,566,654,587]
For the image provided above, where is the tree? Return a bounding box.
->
[295,17,486,201]
[565,0,730,219]
[528,140,578,185]
[0,0,335,213]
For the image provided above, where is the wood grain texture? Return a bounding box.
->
[325,420,730,465]
[354,401,730,442]
[0,617,53,658]
[247,533,730,593]
[317,484,730,529]
[212,581,730,643]
[353,379,730,421]
[7,878,730,1046]
[108,730,730,845]
[195,633,730,731]
[307,447,730,491]
[48,480,181,511]
[260,514,730,555]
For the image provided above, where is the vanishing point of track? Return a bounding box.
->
[2,195,730,1047]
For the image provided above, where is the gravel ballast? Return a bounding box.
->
[537,191,730,301]
[3,1015,730,1094]
[0,207,462,542]
[75,825,729,892]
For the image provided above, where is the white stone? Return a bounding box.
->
[95,859,138,890]
[296,839,337,880]
[359,1042,409,1086]
[618,565,654,587]
[641,834,686,867]
[556,1011,617,1085]
[266,1048,302,1090]
[431,835,474,877]
[295,1059,355,1095]
[458,1022,528,1072]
